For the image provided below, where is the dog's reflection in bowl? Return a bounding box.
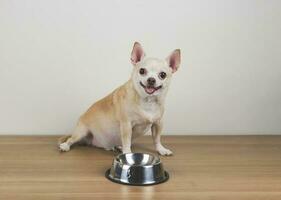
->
[105,153,169,186]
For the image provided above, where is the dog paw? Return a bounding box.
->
[157,146,173,156]
[113,146,123,153]
[59,142,70,152]
[122,148,132,154]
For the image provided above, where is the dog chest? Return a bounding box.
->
[134,99,163,124]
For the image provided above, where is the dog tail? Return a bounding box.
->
[58,135,71,146]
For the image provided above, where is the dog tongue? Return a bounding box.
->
[145,87,156,94]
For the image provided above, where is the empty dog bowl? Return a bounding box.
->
[105,153,169,186]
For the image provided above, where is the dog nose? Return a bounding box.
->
[147,77,156,86]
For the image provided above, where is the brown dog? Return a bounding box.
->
[59,42,181,155]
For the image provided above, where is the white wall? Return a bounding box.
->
[0,0,281,135]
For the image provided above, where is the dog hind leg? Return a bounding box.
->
[59,122,89,152]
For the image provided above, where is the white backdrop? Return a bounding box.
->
[0,0,281,135]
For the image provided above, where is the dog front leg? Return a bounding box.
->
[120,121,132,154]
[152,121,173,156]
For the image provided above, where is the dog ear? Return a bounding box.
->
[131,42,145,65]
[166,49,181,73]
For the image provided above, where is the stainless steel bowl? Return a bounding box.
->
[105,153,169,186]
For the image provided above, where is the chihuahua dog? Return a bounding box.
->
[59,42,181,155]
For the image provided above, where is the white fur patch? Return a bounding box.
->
[59,142,70,152]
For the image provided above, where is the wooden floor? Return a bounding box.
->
[0,136,281,200]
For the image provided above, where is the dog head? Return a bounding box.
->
[130,42,181,98]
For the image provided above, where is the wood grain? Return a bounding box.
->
[0,135,281,200]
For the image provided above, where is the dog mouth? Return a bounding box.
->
[140,82,162,95]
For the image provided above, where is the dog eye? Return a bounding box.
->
[159,72,167,79]
[139,68,146,75]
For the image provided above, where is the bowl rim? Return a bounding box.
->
[115,153,161,166]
